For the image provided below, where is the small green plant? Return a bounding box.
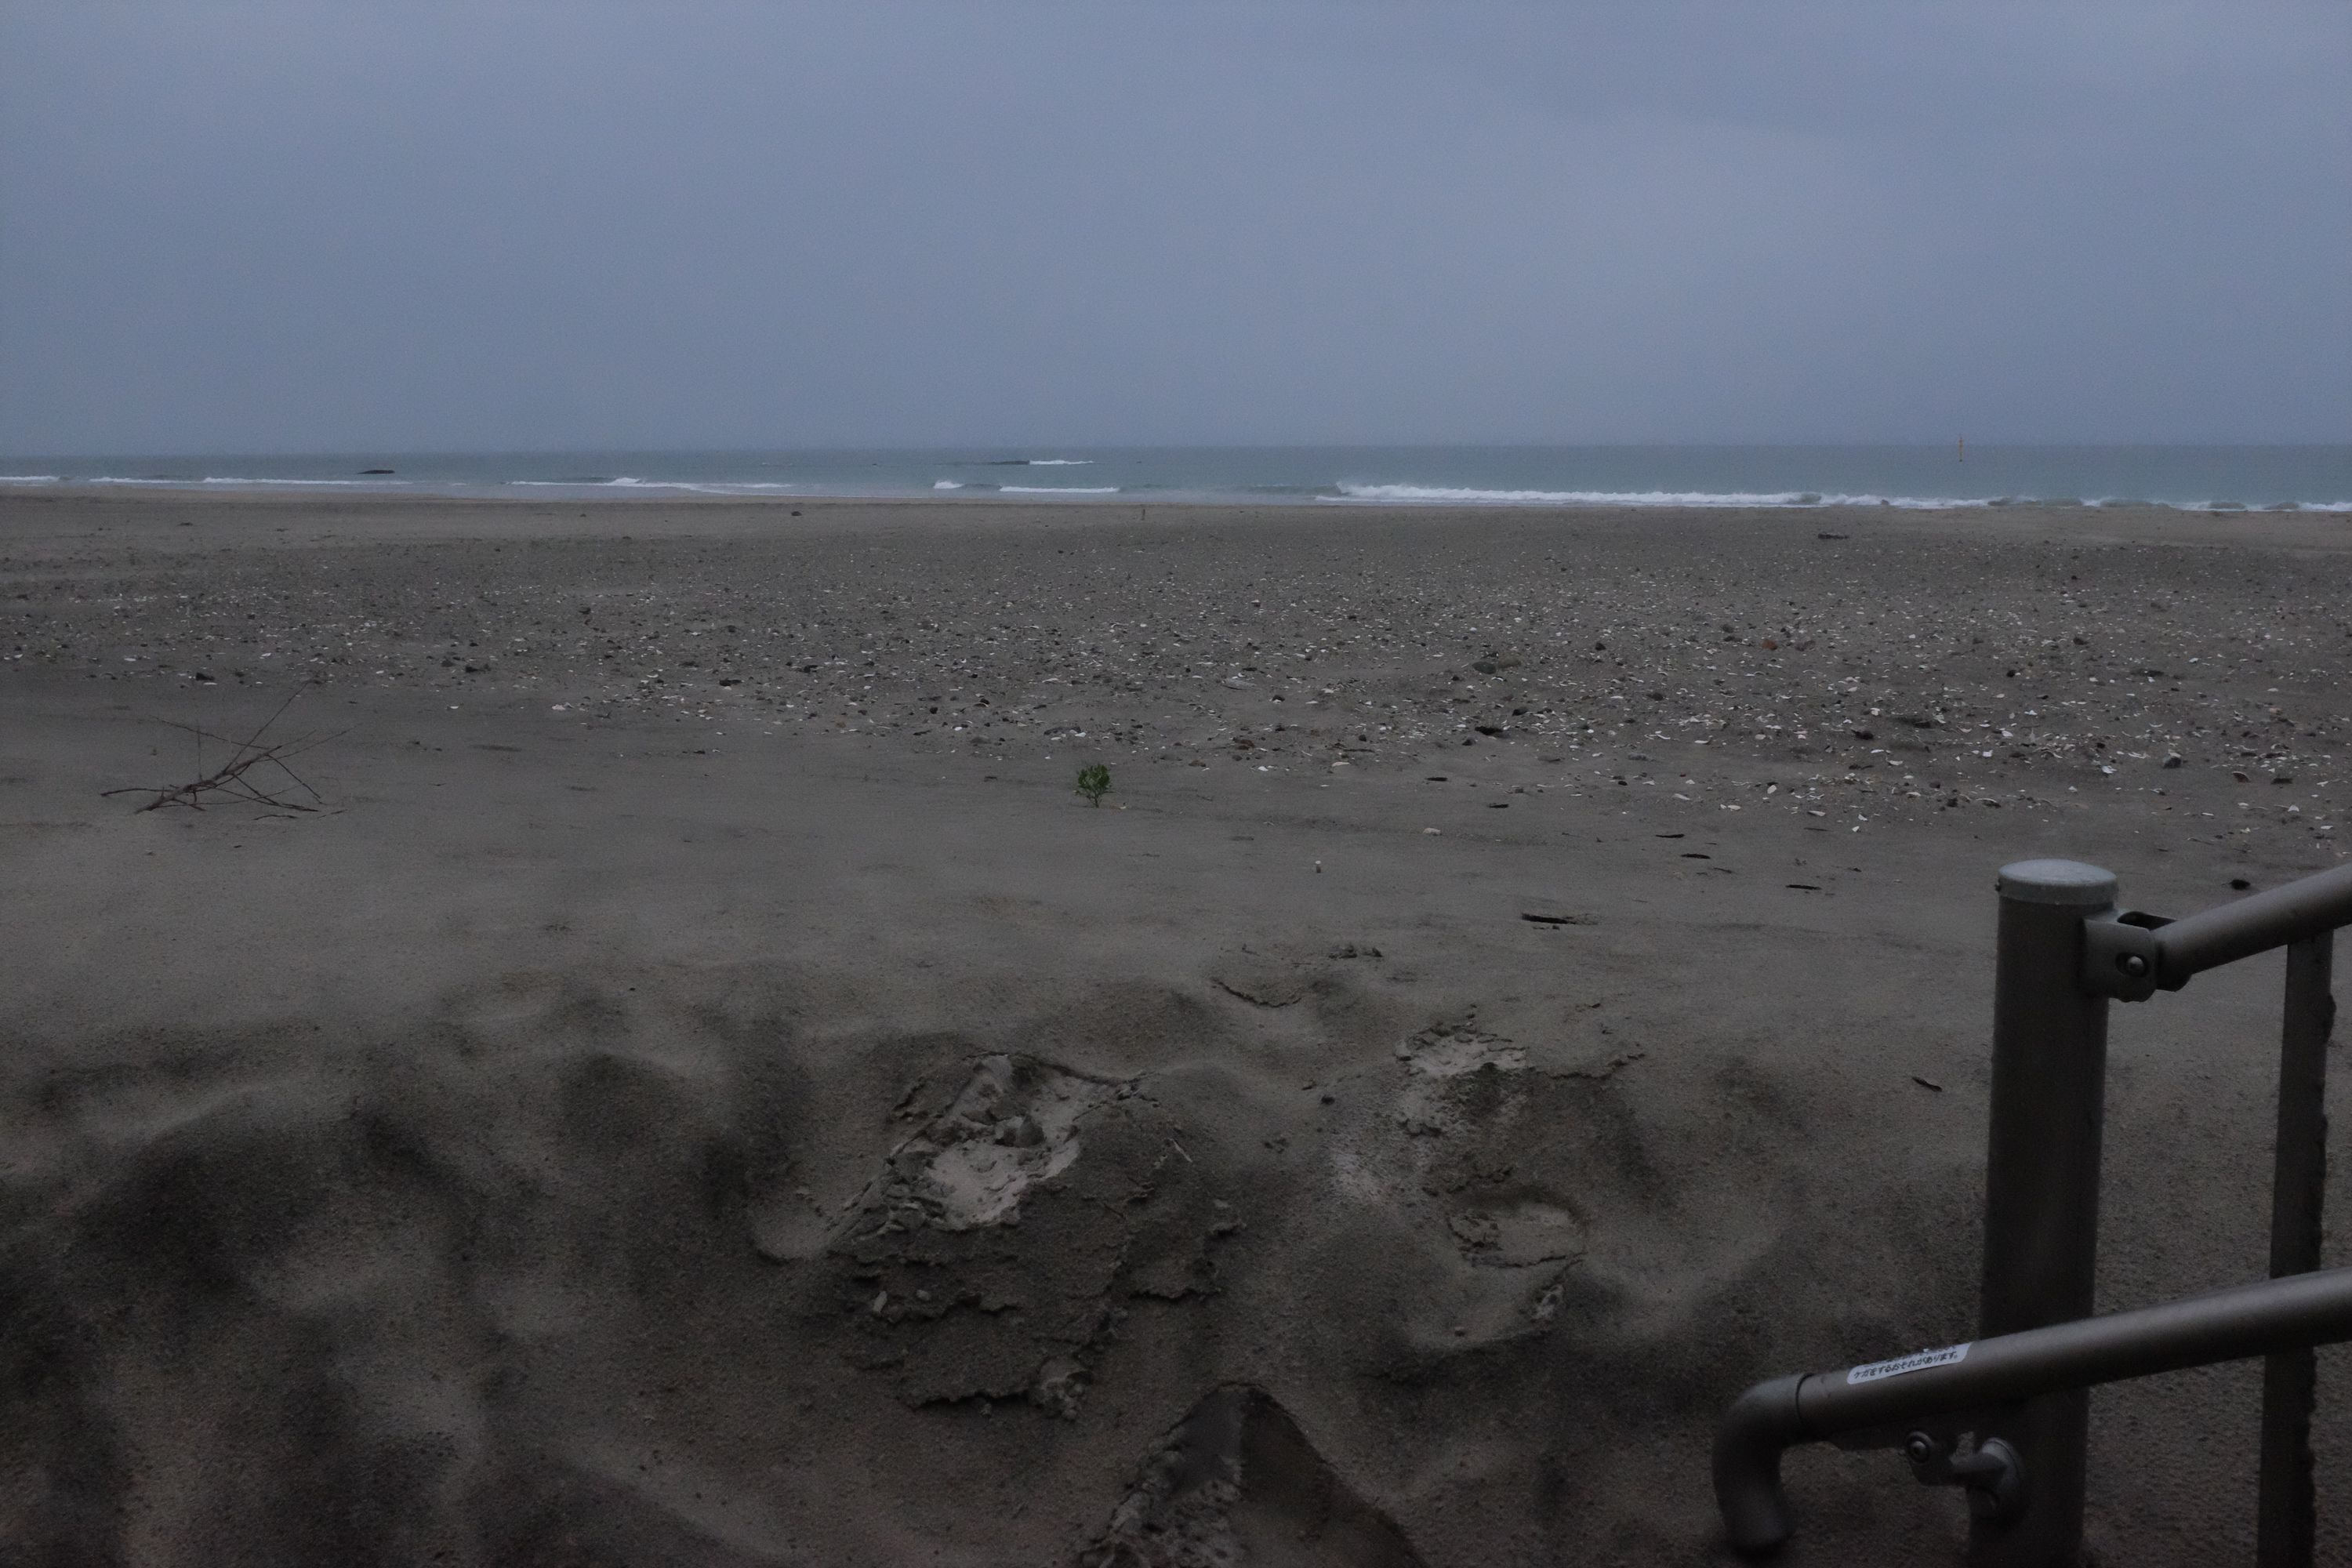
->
[1075,763,1112,808]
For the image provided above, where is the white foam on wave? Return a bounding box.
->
[1025,459,1092,466]
[509,476,670,488]
[87,475,403,488]
[1327,483,2352,512]
[0,474,61,484]
[205,476,408,487]
[506,477,795,494]
[933,480,964,490]
[1331,483,1806,506]
[1328,482,2001,509]
[1831,493,1991,509]
[1001,485,1120,495]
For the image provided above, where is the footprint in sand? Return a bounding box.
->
[818,1054,1236,1415]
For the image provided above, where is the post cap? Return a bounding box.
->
[1997,858,2118,907]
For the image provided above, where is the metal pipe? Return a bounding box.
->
[1715,1266,2352,1556]
[2153,862,2352,986]
[2258,931,2335,1568]
[1712,1374,1806,1555]
[1976,860,2116,1566]
[1808,1269,2352,1434]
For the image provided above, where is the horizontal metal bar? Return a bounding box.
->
[1715,1266,2352,1555]
[1806,1268,2352,1433]
[2153,862,2352,986]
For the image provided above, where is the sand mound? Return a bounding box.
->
[2,946,1998,1565]
[1085,1385,1425,1567]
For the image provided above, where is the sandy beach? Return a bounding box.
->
[5,489,2350,1565]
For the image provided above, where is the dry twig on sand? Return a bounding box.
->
[101,691,346,814]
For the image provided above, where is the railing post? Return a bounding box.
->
[1976,860,2118,1567]
[2258,931,2335,1568]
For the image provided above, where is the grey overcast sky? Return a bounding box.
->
[2,3,2346,454]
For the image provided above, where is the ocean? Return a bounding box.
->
[2,445,2347,512]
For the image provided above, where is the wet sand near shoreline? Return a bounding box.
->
[5,491,2350,1564]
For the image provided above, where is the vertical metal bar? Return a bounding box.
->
[1973,860,2118,1568]
[2259,931,2335,1568]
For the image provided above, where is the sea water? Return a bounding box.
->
[3,445,2347,511]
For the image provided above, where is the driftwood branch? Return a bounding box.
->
[102,690,347,814]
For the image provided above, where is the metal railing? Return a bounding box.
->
[1714,857,2352,1565]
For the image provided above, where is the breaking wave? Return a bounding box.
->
[1334,483,1988,508]
[1325,482,2352,512]
[505,477,796,494]
[84,475,406,488]
[1000,485,1120,495]
[199,476,411,487]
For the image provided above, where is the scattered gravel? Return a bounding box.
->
[5,502,2347,851]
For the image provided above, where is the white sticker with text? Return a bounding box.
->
[1847,1342,1970,1385]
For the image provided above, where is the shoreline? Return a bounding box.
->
[16,480,2352,514]
[8,485,2352,552]
[5,441,2347,519]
